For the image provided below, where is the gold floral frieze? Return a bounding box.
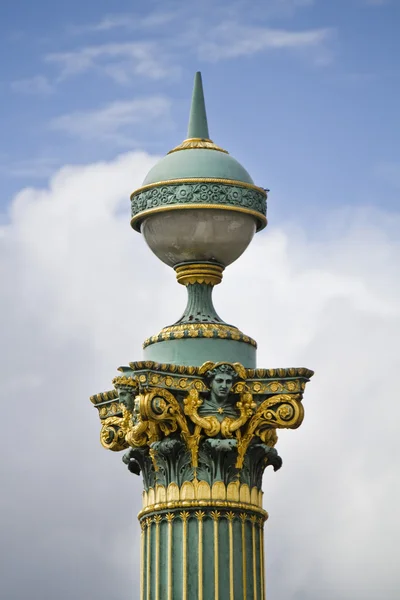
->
[125,360,313,380]
[143,323,257,349]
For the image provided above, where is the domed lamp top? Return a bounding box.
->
[130,72,268,270]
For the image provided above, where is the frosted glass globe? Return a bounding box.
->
[140,208,257,268]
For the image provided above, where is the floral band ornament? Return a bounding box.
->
[93,361,313,501]
[143,323,257,349]
[130,179,267,232]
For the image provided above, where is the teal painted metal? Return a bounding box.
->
[131,179,266,231]
[140,508,265,600]
[140,150,255,187]
[174,282,223,324]
[139,71,259,189]
[187,72,210,140]
[143,337,257,367]
[142,282,258,366]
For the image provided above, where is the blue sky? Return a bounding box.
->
[1,0,399,225]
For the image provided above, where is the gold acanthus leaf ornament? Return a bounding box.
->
[236,394,304,468]
[100,406,132,451]
[96,362,307,473]
[138,387,202,468]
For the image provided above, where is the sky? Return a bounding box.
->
[0,1,399,599]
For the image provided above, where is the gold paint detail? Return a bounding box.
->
[112,375,138,388]
[196,512,204,600]
[166,514,174,600]
[99,405,132,452]
[90,389,118,405]
[136,508,266,598]
[174,262,224,286]
[146,518,151,600]
[236,394,304,468]
[180,511,190,600]
[141,520,145,600]
[227,512,235,600]
[131,177,267,199]
[251,516,258,600]
[167,137,229,154]
[139,508,261,522]
[140,480,268,512]
[127,361,313,382]
[259,520,265,600]
[144,323,257,349]
[154,515,162,600]
[211,511,220,600]
[94,365,310,519]
[130,202,267,231]
[241,514,247,600]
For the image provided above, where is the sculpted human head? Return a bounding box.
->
[113,376,138,413]
[206,364,238,402]
[118,386,136,413]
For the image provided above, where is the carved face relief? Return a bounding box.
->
[118,388,135,413]
[210,374,234,402]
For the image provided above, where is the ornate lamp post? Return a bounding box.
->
[90,72,313,600]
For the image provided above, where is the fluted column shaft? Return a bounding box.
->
[140,505,266,600]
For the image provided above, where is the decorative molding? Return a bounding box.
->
[112,375,138,388]
[91,361,313,512]
[138,500,268,521]
[167,137,228,154]
[141,480,263,509]
[143,323,257,349]
[131,177,267,198]
[90,389,118,405]
[123,361,314,381]
[130,179,267,232]
[174,262,224,286]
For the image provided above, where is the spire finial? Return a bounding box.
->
[187,72,210,140]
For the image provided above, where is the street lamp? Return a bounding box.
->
[90,72,313,600]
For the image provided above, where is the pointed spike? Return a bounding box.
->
[187,72,210,140]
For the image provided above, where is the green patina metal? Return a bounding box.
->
[131,71,266,235]
[130,179,267,232]
[140,152,255,187]
[140,508,265,600]
[139,72,255,189]
[175,282,223,324]
[143,280,257,366]
[187,71,210,140]
[143,337,257,367]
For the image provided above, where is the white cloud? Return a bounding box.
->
[46,42,180,83]
[1,152,399,599]
[10,74,54,95]
[69,10,177,34]
[50,97,172,145]
[198,22,333,63]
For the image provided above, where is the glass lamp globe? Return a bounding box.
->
[140,208,257,268]
[130,72,267,271]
